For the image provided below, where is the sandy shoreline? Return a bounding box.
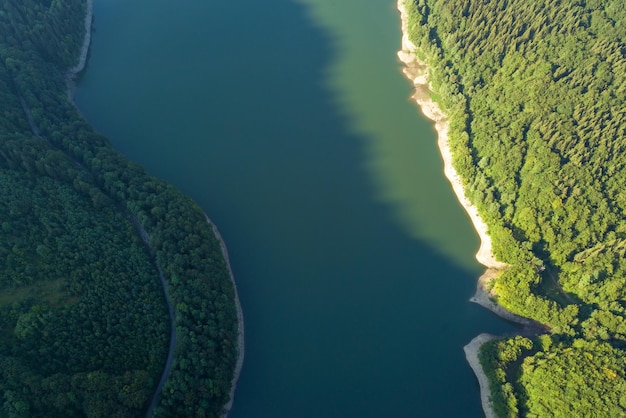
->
[396,1,508,417]
[464,334,498,418]
[470,270,533,326]
[206,217,245,418]
[67,0,94,99]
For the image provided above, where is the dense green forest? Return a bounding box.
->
[0,0,239,416]
[405,0,626,415]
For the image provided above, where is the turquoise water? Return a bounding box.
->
[76,0,514,416]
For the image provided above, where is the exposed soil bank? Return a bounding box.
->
[396,1,504,272]
[396,2,523,417]
[464,334,498,418]
[67,2,244,415]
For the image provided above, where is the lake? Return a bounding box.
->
[75,0,514,416]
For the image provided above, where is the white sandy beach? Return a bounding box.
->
[396,1,507,417]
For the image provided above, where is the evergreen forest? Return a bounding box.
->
[0,0,239,416]
[405,0,626,416]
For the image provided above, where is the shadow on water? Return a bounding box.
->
[294,0,486,272]
[75,0,516,416]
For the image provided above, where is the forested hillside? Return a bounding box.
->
[405,0,626,416]
[0,0,239,416]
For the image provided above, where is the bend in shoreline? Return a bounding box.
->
[470,270,532,326]
[464,334,498,418]
[67,2,244,414]
[396,2,515,417]
[205,216,245,418]
[67,0,94,100]
[396,0,505,273]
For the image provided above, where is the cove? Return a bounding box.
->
[75,0,515,416]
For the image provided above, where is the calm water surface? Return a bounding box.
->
[76,0,514,416]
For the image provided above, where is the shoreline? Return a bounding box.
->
[396,1,517,417]
[205,216,245,418]
[67,2,244,414]
[464,334,498,418]
[67,0,94,100]
[470,270,533,326]
[396,0,505,272]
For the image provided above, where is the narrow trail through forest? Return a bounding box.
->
[133,220,177,418]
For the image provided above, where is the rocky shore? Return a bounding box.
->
[464,334,498,418]
[396,1,520,416]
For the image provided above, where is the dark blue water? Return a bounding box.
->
[76,0,514,416]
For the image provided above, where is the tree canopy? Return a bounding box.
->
[405,0,626,415]
[0,0,239,416]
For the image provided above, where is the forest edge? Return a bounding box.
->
[397,1,529,417]
[66,1,245,415]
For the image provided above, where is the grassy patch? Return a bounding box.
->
[0,278,77,308]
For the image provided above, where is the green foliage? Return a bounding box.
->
[0,169,168,417]
[519,340,626,417]
[479,337,534,418]
[0,0,239,416]
[405,0,626,415]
